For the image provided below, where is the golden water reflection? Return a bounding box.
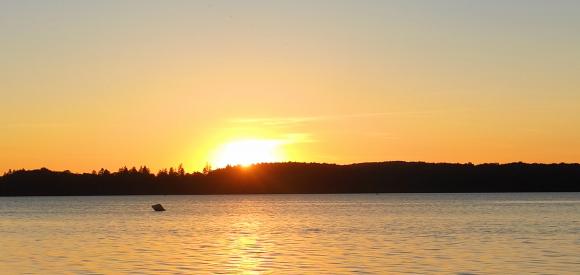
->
[1,194,579,274]
[226,221,265,274]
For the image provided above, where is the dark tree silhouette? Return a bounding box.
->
[203,162,212,175]
[0,162,579,196]
[157,168,168,177]
[138,166,148,175]
[178,164,185,176]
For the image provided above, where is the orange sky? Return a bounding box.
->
[1,1,579,173]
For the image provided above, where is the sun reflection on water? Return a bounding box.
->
[223,198,269,273]
[1,194,580,274]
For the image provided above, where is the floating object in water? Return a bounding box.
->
[152,204,166,212]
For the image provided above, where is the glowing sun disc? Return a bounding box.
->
[211,139,284,168]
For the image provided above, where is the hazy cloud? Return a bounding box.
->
[0,122,72,129]
[230,111,434,126]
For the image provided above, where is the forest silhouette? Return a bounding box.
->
[1,162,579,196]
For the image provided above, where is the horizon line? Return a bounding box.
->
[3,160,580,176]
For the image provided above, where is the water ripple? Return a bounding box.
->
[0,193,579,274]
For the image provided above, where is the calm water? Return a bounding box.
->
[0,193,579,274]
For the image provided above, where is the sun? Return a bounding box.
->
[211,139,285,168]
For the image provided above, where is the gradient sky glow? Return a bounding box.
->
[1,0,580,173]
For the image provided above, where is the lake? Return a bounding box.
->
[1,193,579,274]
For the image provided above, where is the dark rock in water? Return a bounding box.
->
[152,204,166,212]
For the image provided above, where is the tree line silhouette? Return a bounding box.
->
[1,162,579,196]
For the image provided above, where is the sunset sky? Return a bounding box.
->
[1,1,579,173]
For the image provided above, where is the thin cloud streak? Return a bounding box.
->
[231,111,439,126]
[0,123,72,129]
[279,133,317,144]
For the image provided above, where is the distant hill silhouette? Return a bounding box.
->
[1,162,579,196]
